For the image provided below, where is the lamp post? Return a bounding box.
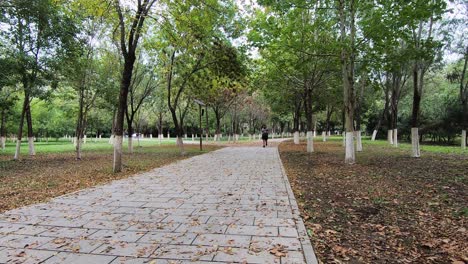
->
[194,99,205,151]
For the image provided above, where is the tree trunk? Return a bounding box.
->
[355,131,362,152]
[114,54,135,172]
[1,110,6,151]
[388,130,394,145]
[26,102,35,156]
[411,64,422,158]
[393,128,398,147]
[339,0,356,164]
[14,94,29,160]
[128,126,134,153]
[294,131,300,144]
[306,131,313,152]
[462,130,466,150]
[411,127,420,157]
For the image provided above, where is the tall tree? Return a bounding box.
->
[112,0,156,172]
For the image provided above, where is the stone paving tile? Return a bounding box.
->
[206,216,255,226]
[0,145,316,263]
[110,257,216,264]
[42,252,117,264]
[83,220,132,230]
[174,223,228,234]
[0,234,53,249]
[281,251,308,264]
[126,222,180,233]
[160,215,210,224]
[79,212,127,221]
[213,247,280,263]
[255,217,296,227]
[279,227,299,238]
[226,225,279,237]
[0,248,56,264]
[192,234,251,248]
[36,216,90,228]
[138,232,197,245]
[37,237,103,253]
[92,242,159,257]
[151,245,217,261]
[250,236,302,251]
[88,230,147,243]
[119,213,166,223]
[38,227,98,239]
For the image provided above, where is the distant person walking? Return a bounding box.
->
[261,125,269,148]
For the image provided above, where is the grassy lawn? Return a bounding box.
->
[279,140,467,263]
[0,138,178,155]
[0,139,220,213]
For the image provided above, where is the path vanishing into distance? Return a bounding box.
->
[0,141,317,264]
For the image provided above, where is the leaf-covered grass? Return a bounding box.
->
[279,140,467,263]
[0,143,220,213]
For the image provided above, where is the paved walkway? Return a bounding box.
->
[0,145,317,264]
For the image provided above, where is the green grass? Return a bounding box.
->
[0,138,178,156]
[303,135,467,155]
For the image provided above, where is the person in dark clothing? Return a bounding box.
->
[261,125,269,147]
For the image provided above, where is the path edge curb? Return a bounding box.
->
[276,147,319,264]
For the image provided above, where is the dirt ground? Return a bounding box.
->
[279,141,467,263]
[0,145,219,213]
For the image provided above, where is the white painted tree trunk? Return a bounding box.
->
[371,130,378,141]
[150,134,153,139]
[306,131,314,153]
[355,131,363,152]
[322,131,326,142]
[109,135,114,144]
[327,131,331,137]
[83,135,87,144]
[313,131,316,137]
[176,137,186,155]
[228,134,231,143]
[411,127,420,158]
[387,130,394,145]
[393,129,398,147]
[167,132,170,139]
[461,130,466,150]
[185,134,187,139]
[76,138,82,160]
[293,131,300,144]
[99,134,102,139]
[1,136,5,151]
[14,139,21,160]
[159,134,162,145]
[113,135,123,172]
[128,137,133,153]
[345,131,355,164]
[192,134,195,141]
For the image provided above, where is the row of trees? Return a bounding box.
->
[248,0,467,163]
[1,0,466,170]
[0,0,267,172]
